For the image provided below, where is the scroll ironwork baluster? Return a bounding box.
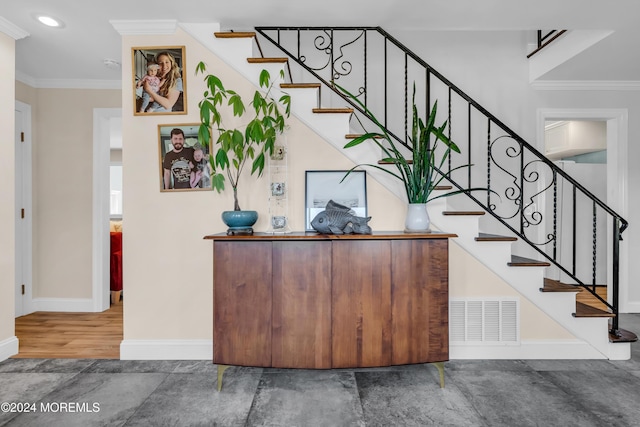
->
[487,119,491,209]
[552,170,557,261]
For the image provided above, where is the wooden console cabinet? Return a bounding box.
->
[205,231,455,374]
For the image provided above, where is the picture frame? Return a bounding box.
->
[305,170,367,231]
[158,124,212,192]
[132,46,187,115]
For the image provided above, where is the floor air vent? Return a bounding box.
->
[450,298,520,344]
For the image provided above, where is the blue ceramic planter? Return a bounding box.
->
[221,210,258,231]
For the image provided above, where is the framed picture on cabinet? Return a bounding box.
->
[158,124,212,192]
[304,170,367,231]
[132,46,187,115]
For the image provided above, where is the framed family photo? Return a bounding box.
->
[305,170,368,231]
[158,124,212,192]
[132,46,187,115]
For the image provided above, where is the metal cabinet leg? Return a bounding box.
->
[433,362,445,388]
[216,365,231,392]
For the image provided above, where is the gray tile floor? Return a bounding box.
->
[2,313,640,426]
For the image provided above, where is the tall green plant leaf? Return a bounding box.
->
[334,81,485,204]
[197,64,290,210]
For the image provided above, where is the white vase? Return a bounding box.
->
[404,203,431,233]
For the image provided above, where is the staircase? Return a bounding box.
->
[181,24,636,359]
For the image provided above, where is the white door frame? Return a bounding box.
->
[536,108,629,312]
[15,100,33,316]
[92,108,122,312]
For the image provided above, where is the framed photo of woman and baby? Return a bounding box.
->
[132,46,187,115]
[158,124,213,192]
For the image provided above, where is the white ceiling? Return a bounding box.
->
[3,0,640,85]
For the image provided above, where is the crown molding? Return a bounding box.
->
[531,80,640,91]
[110,19,177,35]
[16,71,121,90]
[0,16,29,40]
[15,70,37,87]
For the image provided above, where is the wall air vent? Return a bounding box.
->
[450,298,520,345]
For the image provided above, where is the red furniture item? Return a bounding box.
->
[110,231,123,303]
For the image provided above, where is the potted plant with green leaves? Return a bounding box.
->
[196,62,291,234]
[336,83,485,232]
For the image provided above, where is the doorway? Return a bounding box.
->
[93,108,122,312]
[537,108,629,312]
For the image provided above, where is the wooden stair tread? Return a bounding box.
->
[542,279,610,312]
[214,32,256,39]
[573,301,615,318]
[508,255,551,267]
[312,108,354,114]
[475,233,518,242]
[280,83,321,89]
[247,57,289,63]
[609,328,638,343]
[540,278,582,293]
[442,211,485,216]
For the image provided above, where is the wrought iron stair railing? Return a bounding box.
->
[254,26,629,337]
[527,30,567,58]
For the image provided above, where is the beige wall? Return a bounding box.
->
[15,84,120,299]
[120,28,572,343]
[121,29,406,340]
[0,33,16,342]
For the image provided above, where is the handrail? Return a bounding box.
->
[527,30,567,58]
[255,27,628,335]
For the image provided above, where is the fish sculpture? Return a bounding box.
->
[311,200,372,234]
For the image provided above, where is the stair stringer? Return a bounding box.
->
[183,23,630,360]
[432,207,629,360]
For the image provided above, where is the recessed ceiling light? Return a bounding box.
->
[33,14,65,28]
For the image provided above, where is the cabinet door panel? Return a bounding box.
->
[272,241,332,368]
[332,240,392,368]
[213,241,272,367]
[391,239,449,364]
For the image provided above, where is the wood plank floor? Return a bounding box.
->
[13,302,123,359]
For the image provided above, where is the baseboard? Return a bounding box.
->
[621,300,640,314]
[0,336,19,361]
[32,298,95,312]
[119,339,608,361]
[450,339,605,360]
[120,339,212,360]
